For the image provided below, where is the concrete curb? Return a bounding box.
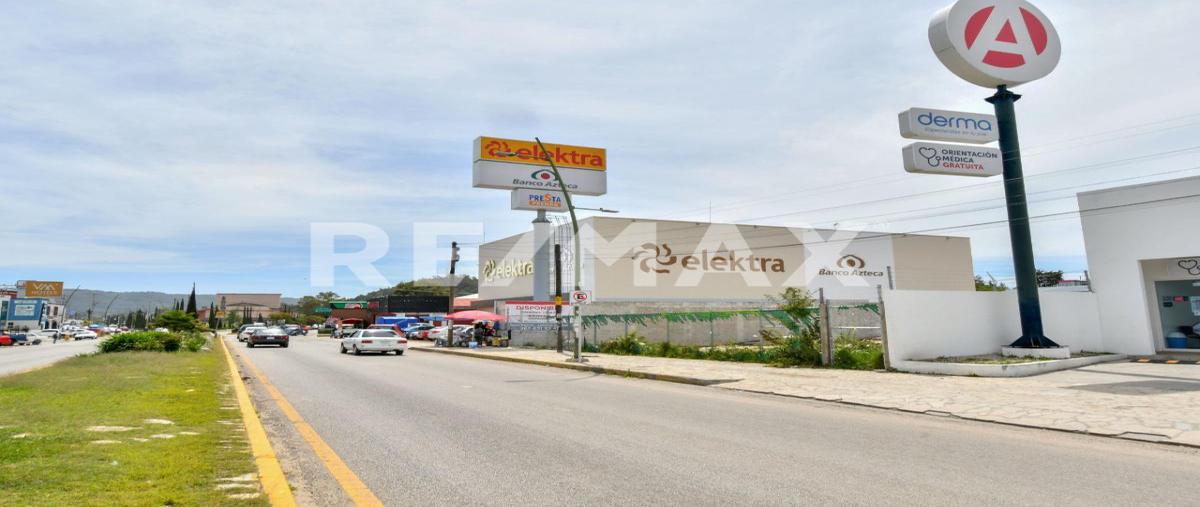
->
[410,346,734,386]
[414,346,1200,450]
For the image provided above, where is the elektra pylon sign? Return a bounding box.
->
[916,0,1063,350]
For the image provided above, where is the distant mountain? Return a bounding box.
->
[58,289,298,319]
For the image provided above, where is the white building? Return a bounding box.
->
[1079,175,1200,354]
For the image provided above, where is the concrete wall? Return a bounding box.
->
[883,289,1104,360]
[891,235,975,291]
[1079,176,1200,354]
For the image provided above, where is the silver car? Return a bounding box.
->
[340,329,407,355]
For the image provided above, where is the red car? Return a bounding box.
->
[0,335,12,346]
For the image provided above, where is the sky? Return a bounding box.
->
[2,0,1198,297]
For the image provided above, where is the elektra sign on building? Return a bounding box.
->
[477,217,976,305]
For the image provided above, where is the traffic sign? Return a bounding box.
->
[569,290,592,305]
[929,0,1061,88]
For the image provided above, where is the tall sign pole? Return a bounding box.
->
[928,0,1063,348]
[987,86,1056,347]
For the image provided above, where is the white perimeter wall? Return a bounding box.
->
[883,290,1104,360]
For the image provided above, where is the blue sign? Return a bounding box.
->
[7,298,43,321]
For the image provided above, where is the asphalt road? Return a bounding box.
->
[0,339,98,376]
[235,335,1200,506]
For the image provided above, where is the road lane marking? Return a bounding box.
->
[219,337,297,507]
[231,338,385,507]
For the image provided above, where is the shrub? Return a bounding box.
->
[98,331,205,354]
[832,336,885,370]
[600,332,646,355]
[766,335,822,367]
[99,331,176,353]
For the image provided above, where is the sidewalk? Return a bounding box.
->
[412,344,1200,448]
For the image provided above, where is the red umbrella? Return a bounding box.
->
[446,310,507,322]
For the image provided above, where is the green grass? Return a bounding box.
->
[0,345,267,506]
[596,332,883,370]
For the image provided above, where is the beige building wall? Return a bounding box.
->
[477,217,975,303]
[889,235,975,291]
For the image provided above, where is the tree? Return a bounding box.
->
[186,284,198,317]
[267,312,294,324]
[151,310,199,332]
[1035,269,1064,287]
[207,302,219,330]
[767,287,819,337]
[224,310,242,330]
[975,275,1009,291]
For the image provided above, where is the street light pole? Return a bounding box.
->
[533,137,586,362]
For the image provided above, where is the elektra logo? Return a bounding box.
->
[918,111,992,132]
[634,243,785,274]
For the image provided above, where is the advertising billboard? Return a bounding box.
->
[473,137,607,196]
[377,295,451,313]
[510,189,568,212]
[899,108,998,144]
[902,142,1002,177]
[20,280,63,298]
[7,298,44,321]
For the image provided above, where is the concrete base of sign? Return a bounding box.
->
[893,354,1124,378]
[1001,346,1071,360]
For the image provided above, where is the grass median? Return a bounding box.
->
[0,340,268,506]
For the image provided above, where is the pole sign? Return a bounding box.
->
[899,108,998,144]
[511,188,568,213]
[473,136,607,196]
[903,142,1002,177]
[929,0,1061,88]
[18,280,63,298]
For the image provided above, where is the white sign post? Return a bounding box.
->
[902,142,1002,177]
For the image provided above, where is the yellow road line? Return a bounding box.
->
[231,337,385,507]
[219,337,297,507]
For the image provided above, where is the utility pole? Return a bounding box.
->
[444,241,460,346]
[555,243,563,353]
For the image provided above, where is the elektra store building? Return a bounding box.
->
[478,217,975,344]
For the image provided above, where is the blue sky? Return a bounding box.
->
[2,1,1198,297]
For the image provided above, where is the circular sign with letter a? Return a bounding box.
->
[929,0,1060,88]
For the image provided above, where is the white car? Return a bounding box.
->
[73,330,99,340]
[428,325,472,345]
[340,329,407,355]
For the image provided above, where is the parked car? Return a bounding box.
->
[29,329,60,342]
[340,329,406,355]
[332,324,358,339]
[401,323,435,340]
[0,335,11,346]
[11,333,42,346]
[238,324,267,342]
[247,327,289,348]
[428,325,471,344]
[282,324,305,336]
[73,330,99,340]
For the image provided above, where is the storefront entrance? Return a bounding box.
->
[1155,279,1200,350]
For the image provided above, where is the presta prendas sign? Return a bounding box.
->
[903,142,1002,177]
[929,0,1061,88]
